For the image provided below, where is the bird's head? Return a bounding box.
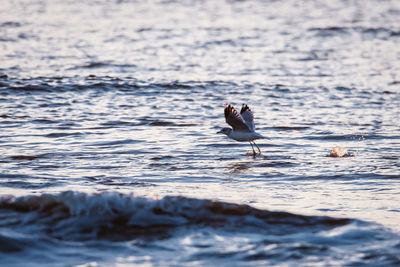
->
[217,127,232,136]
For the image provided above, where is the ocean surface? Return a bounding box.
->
[1,0,400,266]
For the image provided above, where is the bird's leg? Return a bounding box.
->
[249,141,256,156]
[253,141,261,155]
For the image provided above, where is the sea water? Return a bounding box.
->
[1,0,400,266]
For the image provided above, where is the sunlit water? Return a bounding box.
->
[1,0,400,266]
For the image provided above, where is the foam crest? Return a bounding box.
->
[1,191,350,234]
[1,191,400,266]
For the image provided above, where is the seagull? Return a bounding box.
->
[217,104,267,156]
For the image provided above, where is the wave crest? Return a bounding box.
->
[0,191,350,241]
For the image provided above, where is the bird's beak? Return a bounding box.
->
[217,130,222,134]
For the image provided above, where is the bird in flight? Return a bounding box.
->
[218,104,267,156]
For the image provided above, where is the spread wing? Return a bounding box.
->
[224,104,251,132]
[240,104,255,132]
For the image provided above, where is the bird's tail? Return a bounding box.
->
[256,133,270,140]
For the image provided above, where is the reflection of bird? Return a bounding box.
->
[218,104,267,156]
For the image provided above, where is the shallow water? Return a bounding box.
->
[1,0,400,266]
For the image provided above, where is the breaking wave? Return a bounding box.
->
[0,191,399,266]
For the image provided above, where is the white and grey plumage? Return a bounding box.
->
[218,104,266,155]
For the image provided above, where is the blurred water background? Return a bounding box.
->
[1,0,400,266]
